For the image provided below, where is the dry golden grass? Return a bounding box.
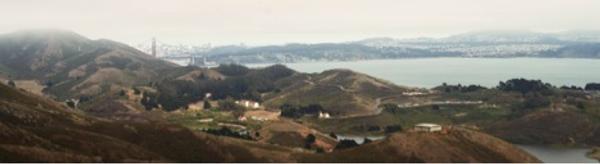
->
[14,80,45,95]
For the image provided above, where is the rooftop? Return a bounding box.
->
[415,123,441,128]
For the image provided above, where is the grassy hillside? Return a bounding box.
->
[303,79,600,146]
[301,128,539,162]
[0,83,540,162]
[0,83,299,162]
[263,69,409,117]
[0,30,177,113]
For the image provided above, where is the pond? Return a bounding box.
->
[335,134,385,144]
[516,145,597,163]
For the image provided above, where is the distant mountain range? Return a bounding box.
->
[137,30,600,64]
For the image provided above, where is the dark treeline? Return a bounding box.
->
[497,78,554,94]
[435,78,600,93]
[434,83,486,93]
[586,83,600,91]
[280,103,324,118]
[203,127,252,140]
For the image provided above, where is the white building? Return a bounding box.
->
[402,91,427,96]
[318,111,331,119]
[414,123,442,132]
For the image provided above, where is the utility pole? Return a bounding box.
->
[151,37,156,57]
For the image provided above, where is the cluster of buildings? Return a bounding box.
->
[318,111,331,119]
[235,100,261,109]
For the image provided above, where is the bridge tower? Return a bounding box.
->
[151,37,157,57]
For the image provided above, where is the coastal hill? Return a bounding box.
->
[303,127,540,162]
[0,83,296,162]
[0,82,539,162]
[143,64,407,117]
[264,69,409,117]
[0,29,177,101]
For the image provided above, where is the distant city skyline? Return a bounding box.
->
[1,0,600,46]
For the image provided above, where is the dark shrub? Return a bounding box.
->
[367,125,381,132]
[304,134,316,149]
[585,83,600,91]
[7,80,15,87]
[335,140,359,150]
[280,103,324,118]
[497,78,554,94]
[329,132,337,139]
[203,100,212,109]
[384,124,403,133]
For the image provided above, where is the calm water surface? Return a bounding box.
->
[334,135,385,144]
[249,58,600,88]
[517,145,596,163]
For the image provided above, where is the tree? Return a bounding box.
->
[198,73,207,80]
[497,78,554,94]
[280,104,325,118]
[561,85,583,90]
[335,140,359,150]
[367,125,381,132]
[280,104,302,118]
[304,134,316,149]
[7,80,15,87]
[218,98,242,111]
[203,100,212,109]
[585,83,600,91]
[119,90,126,97]
[133,88,141,95]
[66,101,76,108]
[44,81,54,87]
[329,132,337,139]
[315,147,325,153]
[384,124,403,133]
[141,94,159,111]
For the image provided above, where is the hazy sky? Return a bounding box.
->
[1,0,599,46]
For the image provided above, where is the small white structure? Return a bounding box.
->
[198,118,214,123]
[414,123,442,132]
[402,91,427,96]
[318,111,331,119]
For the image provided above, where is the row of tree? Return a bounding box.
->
[436,78,600,94]
[280,104,324,118]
